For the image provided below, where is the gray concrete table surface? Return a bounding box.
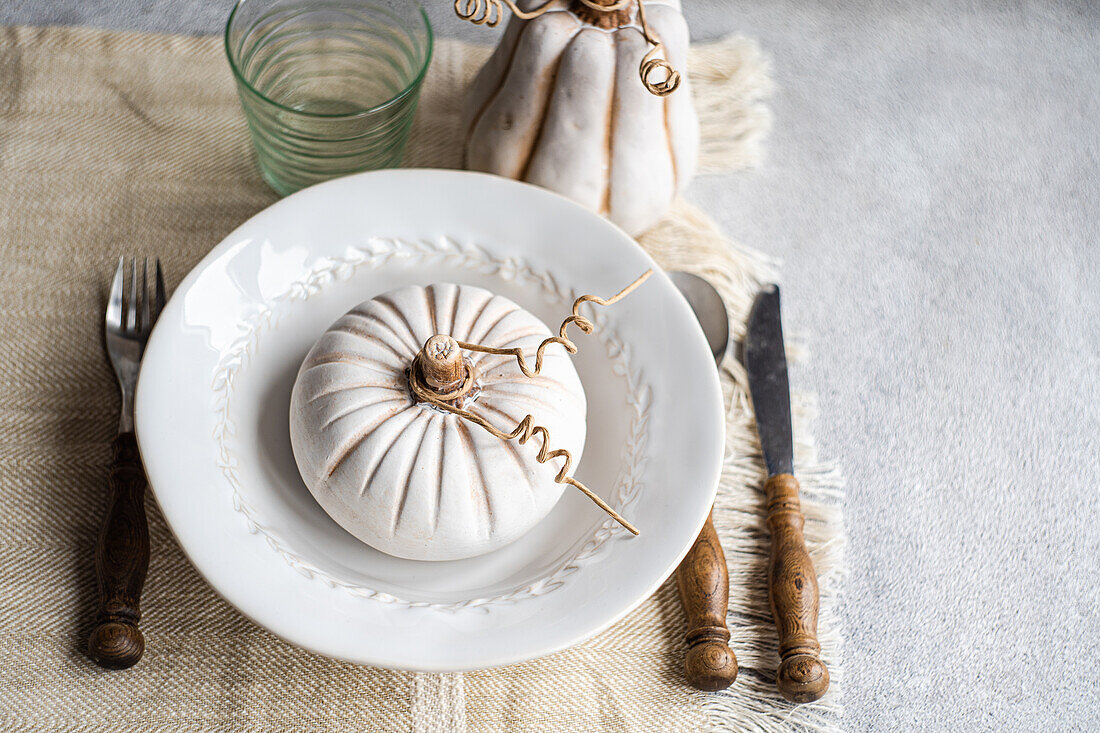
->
[6,1,1098,730]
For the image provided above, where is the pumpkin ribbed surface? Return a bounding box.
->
[290,283,587,561]
[463,0,698,236]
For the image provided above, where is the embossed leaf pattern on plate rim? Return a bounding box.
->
[210,236,651,611]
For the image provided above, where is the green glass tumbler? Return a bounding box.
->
[225,0,432,195]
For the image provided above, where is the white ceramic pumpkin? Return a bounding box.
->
[463,0,699,236]
[289,283,587,561]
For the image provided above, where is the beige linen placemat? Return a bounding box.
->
[0,24,844,732]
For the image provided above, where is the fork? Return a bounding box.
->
[88,257,165,670]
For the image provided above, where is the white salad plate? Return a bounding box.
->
[136,169,724,671]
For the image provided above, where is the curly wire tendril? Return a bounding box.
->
[634,0,680,96]
[454,0,501,26]
[409,270,653,535]
[455,0,559,26]
[455,269,652,378]
[453,0,681,96]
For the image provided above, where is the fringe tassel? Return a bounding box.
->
[690,35,776,174]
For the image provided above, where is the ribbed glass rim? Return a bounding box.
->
[224,0,433,120]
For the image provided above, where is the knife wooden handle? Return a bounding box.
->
[675,510,738,691]
[765,474,829,703]
[88,432,148,670]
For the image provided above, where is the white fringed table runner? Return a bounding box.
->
[0,24,844,731]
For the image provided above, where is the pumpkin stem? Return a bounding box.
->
[570,0,635,29]
[412,335,480,407]
[418,335,467,391]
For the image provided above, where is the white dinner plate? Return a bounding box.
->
[136,169,724,671]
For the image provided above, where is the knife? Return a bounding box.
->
[745,285,830,703]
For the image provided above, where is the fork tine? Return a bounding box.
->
[127,258,138,332]
[154,259,166,322]
[141,258,151,332]
[106,257,124,329]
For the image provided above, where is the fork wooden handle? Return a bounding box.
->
[675,509,738,690]
[88,432,149,669]
[765,473,829,703]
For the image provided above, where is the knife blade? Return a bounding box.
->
[745,285,830,704]
[745,285,794,477]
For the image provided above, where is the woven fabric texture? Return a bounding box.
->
[0,24,843,732]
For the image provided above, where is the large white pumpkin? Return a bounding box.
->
[289,283,587,561]
[463,0,699,236]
